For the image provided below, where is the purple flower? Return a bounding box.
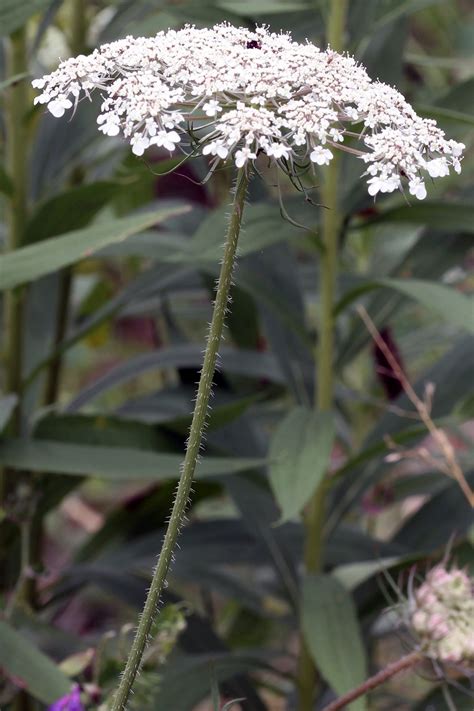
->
[48,685,84,711]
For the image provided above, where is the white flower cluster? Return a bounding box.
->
[410,566,474,664]
[32,24,464,200]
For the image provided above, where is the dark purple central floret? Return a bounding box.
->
[246,39,262,49]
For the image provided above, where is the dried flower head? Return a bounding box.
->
[410,565,474,665]
[33,24,464,199]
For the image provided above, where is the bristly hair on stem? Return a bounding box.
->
[109,167,250,711]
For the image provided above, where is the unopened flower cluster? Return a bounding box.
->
[410,565,474,664]
[33,24,464,200]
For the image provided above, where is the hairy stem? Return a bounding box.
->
[322,651,422,711]
[297,2,348,709]
[110,168,249,711]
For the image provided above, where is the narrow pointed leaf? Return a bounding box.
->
[302,575,367,710]
[382,278,474,333]
[363,202,474,232]
[0,620,70,704]
[337,277,473,332]
[0,0,51,35]
[0,394,17,432]
[269,407,335,522]
[0,205,188,290]
[0,439,263,480]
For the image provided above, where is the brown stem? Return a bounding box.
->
[357,306,473,507]
[322,651,422,711]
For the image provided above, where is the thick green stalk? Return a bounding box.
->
[4,28,34,711]
[110,169,249,711]
[3,27,29,428]
[297,2,348,709]
[44,0,88,405]
[70,0,88,55]
[1,28,28,509]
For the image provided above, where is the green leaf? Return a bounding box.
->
[363,202,474,233]
[269,408,335,522]
[152,651,273,710]
[215,0,309,13]
[414,683,474,710]
[24,182,123,245]
[381,278,474,333]
[0,439,264,480]
[394,472,474,550]
[0,394,17,432]
[371,0,443,31]
[0,205,189,290]
[0,620,70,704]
[415,103,474,127]
[188,204,302,263]
[333,556,410,590]
[0,164,14,196]
[302,575,367,710]
[337,277,474,333]
[0,0,51,36]
[0,72,29,92]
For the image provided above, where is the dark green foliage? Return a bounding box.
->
[1,2,473,710]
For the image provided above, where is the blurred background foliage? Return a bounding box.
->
[0,0,473,709]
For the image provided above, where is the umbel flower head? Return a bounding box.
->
[33,24,464,200]
[410,565,474,665]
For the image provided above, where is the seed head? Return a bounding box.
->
[410,565,474,665]
[32,24,464,199]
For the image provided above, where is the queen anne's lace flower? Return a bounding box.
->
[32,24,464,199]
[410,566,474,664]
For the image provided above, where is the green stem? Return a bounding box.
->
[43,0,88,405]
[3,27,29,430]
[110,168,250,711]
[2,35,35,711]
[70,0,88,55]
[44,269,73,404]
[297,3,348,709]
[1,27,29,578]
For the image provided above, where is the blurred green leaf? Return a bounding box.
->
[302,575,367,710]
[152,651,272,711]
[337,232,473,368]
[333,556,410,590]
[24,182,123,244]
[0,164,14,195]
[0,439,264,480]
[65,345,285,412]
[414,683,474,710]
[0,205,189,290]
[215,0,309,13]
[0,0,51,35]
[393,472,474,550]
[0,394,17,432]
[189,204,303,262]
[415,104,474,127]
[0,72,28,91]
[372,0,444,31]
[363,202,474,232]
[382,278,473,333]
[436,77,474,115]
[338,278,473,332]
[0,620,70,704]
[269,407,335,522]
